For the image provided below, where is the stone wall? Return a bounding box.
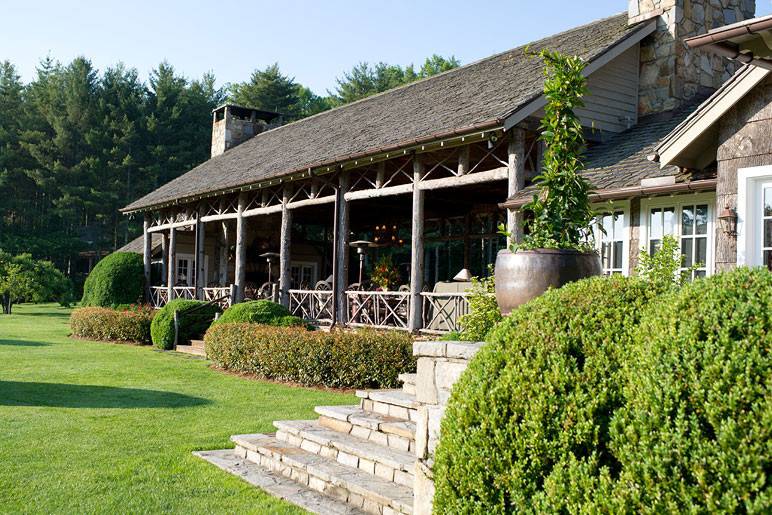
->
[411,340,482,515]
[716,75,772,270]
[630,0,756,115]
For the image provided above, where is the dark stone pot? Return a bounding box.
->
[494,248,602,315]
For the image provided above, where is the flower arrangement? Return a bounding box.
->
[370,255,401,290]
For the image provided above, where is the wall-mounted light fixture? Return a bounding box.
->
[717,205,738,237]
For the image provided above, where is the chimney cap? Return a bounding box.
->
[212,103,283,122]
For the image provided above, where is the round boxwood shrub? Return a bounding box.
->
[81,252,144,307]
[433,275,659,513]
[150,299,220,350]
[611,267,771,512]
[214,300,291,325]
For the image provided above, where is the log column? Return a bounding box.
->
[161,233,168,286]
[194,208,206,300]
[143,213,152,303]
[219,221,230,284]
[409,157,425,332]
[507,128,527,247]
[234,192,247,303]
[333,173,350,325]
[167,226,177,301]
[279,186,293,307]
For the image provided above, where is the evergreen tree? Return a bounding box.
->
[229,63,300,117]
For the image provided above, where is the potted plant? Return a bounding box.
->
[495,50,601,315]
[370,255,401,291]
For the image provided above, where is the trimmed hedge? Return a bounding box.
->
[70,306,155,344]
[81,252,144,307]
[433,275,659,513]
[214,300,291,325]
[611,267,771,512]
[150,299,220,350]
[205,324,415,388]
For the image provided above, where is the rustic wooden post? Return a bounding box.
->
[375,162,386,188]
[409,157,425,332]
[458,146,470,176]
[161,232,168,286]
[143,213,152,303]
[195,207,206,300]
[279,186,293,307]
[219,221,229,284]
[234,192,247,303]
[333,172,350,324]
[507,128,527,247]
[167,226,176,300]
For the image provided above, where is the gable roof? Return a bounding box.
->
[655,64,771,169]
[123,13,652,213]
[502,95,713,208]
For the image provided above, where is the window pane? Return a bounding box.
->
[614,211,624,239]
[696,205,708,235]
[682,238,693,266]
[650,239,661,255]
[765,250,772,271]
[602,242,611,269]
[663,207,675,235]
[650,209,662,239]
[765,187,772,217]
[694,270,706,278]
[765,220,772,248]
[613,241,623,269]
[602,214,614,237]
[696,238,707,266]
[682,206,694,236]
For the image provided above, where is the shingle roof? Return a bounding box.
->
[116,234,162,254]
[505,96,713,206]
[124,12,648,213]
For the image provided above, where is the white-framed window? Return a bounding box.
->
[290,261,318,289]
[593,202,629,275]
[176,253,208,286]
[640,193,715,279]
[737,166,772,270]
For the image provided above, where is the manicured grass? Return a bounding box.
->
[0,303,356,514]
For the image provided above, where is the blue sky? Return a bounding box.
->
[4,1,772,93]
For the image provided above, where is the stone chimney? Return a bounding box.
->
[211,104,282,158]
[629,0,756,115]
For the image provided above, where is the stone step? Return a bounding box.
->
[194,449,366,515]
[273,420,415,487]
[398,374,416,395]
[174,344,206,357]
[190,339,206,350]
[355,390,420,422]
[233,433,413,515]
[315,405,415,452]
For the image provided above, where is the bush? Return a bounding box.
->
[611,267,771,512]
[214,300,291,325]
[70,306,155,344]
[205,324,415,388]
[81,252,144,307]
[433,275,659,513]
[150,299,219,350]
[458,268,501,341]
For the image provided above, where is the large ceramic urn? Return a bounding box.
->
[494,248,601,315]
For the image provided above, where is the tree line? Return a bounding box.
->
[0,54,458,288]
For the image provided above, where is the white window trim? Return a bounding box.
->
[737,165,772,267]
[592,200,631,276]
[290,261,319,287]
[177,253,208,287]
[639,192,716,276]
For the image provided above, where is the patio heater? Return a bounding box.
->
[259,252,280,283]
[349,240,373,286]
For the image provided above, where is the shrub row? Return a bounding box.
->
[70,306,155,344]
[434,268,771,513]
[205,324,415,389]
[150,299,220,350]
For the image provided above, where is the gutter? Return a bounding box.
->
[685,16,772,71]
[499,178,718,210]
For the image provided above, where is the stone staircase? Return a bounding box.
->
[197,374,420,514]
[175,339,206,357]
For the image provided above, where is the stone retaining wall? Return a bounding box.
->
[411,341,482,515]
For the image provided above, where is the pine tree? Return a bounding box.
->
[229,63,300,117]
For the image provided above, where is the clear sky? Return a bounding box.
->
[4,0,772,93]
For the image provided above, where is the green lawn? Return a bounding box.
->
[0,303,356,514]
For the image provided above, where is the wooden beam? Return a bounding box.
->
[167,227,176,300]
[279,186,292,307]
[147,218,196,233]
[507,129,526,247]
[219,221,229,285]
[375,162,386,188]
[419,167,507,190]
[243,204,283,218]
[458,146,470,176]
[143,214,152,303]
[409,158,425,332]
[234,192,247,303]
[195,206,206,299]
[286,195,336,210]
[161,232,168,287]
[334,173,350,324]
[200,212,237,223]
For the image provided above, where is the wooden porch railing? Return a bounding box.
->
[203,287,233,308]
[288,289,333,325]
[150,286,169,308]
[346,290,411,331]
[172,286,196,300]
[420,292,470,334]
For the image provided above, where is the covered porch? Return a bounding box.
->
[141,128,539,333]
